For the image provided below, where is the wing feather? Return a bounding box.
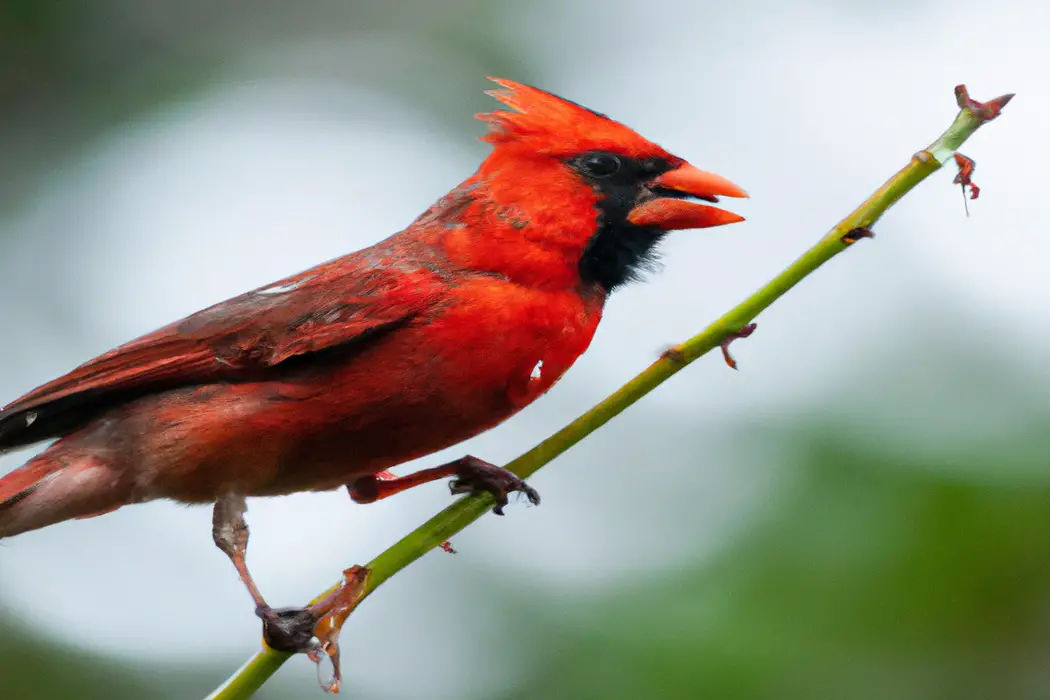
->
[0,251,444,448]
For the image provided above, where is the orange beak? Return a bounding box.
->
[627,162,748,231]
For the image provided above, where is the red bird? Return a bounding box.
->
[0,78,745,645]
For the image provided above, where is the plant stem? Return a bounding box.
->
[205,85,1011,700]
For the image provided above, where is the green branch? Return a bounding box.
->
[205,84,1012,699]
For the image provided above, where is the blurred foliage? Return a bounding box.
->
[0,0,536,210]
[497,428,1050,700]
[0,613,213,699]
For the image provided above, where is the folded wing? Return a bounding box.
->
[0,252,444,449]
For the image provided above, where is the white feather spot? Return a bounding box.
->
[256,280,302,296]
[530,360,544,381]
[25,411,37,426]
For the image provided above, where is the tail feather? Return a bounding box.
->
[0,448,129,538]
[0,459,63,509]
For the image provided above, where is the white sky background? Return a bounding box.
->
[0,0,1048,697]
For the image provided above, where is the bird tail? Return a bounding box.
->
[0,442,129,539]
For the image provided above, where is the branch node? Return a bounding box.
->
[954,85,1014,122]
[914,150,935,165]
[841,227,875,245]
[661,344,689,365]
[720,323,757,370]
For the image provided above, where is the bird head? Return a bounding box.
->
[442,78,747,292]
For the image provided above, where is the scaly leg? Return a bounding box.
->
[347,455,540,515]
[213,493,322,653]
[212,493,270,613]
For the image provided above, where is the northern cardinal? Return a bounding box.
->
[0,78,746,647]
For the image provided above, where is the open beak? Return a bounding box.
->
[627,162,748,231]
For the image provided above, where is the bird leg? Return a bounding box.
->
[213,494,322,654]
[347,455,540,516]
[239,456,536,686]
[212,493,271,613]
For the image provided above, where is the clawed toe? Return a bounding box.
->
[449,457,540,515]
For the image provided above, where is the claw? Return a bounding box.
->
[720,323,757,370]
[448,456,540,515]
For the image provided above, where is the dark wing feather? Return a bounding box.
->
[0,251,445,449]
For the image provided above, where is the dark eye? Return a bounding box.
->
[577,153,621,178]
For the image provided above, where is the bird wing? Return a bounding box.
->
[0,250,446,447]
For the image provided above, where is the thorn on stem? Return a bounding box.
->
[720,323,757,370]
[660,344,688,364]
[841,227,875,245]
[439,540,457,554]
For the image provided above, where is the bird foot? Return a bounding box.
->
[258,565,371,694]
[258,605,323,654]
[720,323,757,370]
[448,456,540,515]
[954,85,1014,123]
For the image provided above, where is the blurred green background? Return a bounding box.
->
[1,1,1048,698]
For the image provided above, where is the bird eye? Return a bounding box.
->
[577,153,621,178]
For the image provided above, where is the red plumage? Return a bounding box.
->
[0,79,746,620]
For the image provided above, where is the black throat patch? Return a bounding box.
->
[572,154,675,292]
